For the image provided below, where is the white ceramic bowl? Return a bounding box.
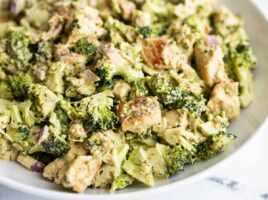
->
[1,0,268,199]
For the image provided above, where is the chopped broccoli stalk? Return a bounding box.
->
[19,100,36,127]
[0,68,7,80]
[5,126,29,147]
[128,80,149,100]
[41,135,70,157]
[0,81,13,99]
[9,104,23,128]
[110,173,134,192]
[48,111,62,136]
[0,98,12,125]
[196,132,236,160]
[123,147,154,187]
[147,74,205,116]
[54,107,70,134]
[59,100,84,120]
[8,73,32,100]
[105,17,136,44]
[46,62,65,94]
[70,38,97,64]
[147,144,169,177]
[6,30,33,71]
[138,26,152,38]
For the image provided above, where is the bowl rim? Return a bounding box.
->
[0,0,267,199]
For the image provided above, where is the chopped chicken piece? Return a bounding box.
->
[0,138,18,161]
[119,0,136,20]
[43,143,88,181]
[113,80,131,101]
[67,7,105,44]
[69,121,87,140]
[132,10,152,27]
[142,38,180,69]
[194,35,228,87]
[88,130,124,164]
[164,109,188,129]
[207,81,240,120]
[59,156,102,193]
[42,14,65,41]
[119,96,161,133]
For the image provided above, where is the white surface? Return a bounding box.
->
[0,0,268,199]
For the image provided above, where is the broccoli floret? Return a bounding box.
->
[35,40,53,63]
[41,135,70,157]
[142,0,174,21]
[212,14,256,107]
[147,74,181,104]
[157,127,201,153]
[147,74,205,116]
[28,84,59,117]
[138,26,152,38]
[128,80,149,100]
[7,73,32,100]
[151,22,170,36]
[4,126,43,154]
[70,38,97,64]
[125,130,157,148]
[30,152,56,165]
[110,172,134,192]
[225,42,256,107]
[84,110,119,133]
[60,90,119,132]
[18,126,30,140]
[6,30,33,71]
[196,132,236,160]
[82,90,119,133]
[162,145,192,175]
[96,46,144,83]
